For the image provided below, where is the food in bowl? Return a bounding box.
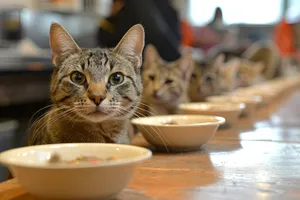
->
[47,152,117,165]
[66,155,116,164]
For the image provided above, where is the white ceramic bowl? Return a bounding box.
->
[131,115,225,151]
[0,143,152,200]
[206,95,262,116]
[179,102,244,125]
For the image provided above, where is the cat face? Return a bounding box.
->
[49,23,144,122]
[142,45,193,105]
[188,55,224,101]
[238,60,264,87]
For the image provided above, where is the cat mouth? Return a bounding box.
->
[152,95,161,100]
[88,109,107,116]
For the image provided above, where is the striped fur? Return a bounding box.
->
[28,23,144,145]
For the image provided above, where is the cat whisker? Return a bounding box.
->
[134,106,158,117]
[28,104,54,130]
[137,101,160,116]
[31,107,78,143]
[29,106,70,133]
[131,109,170,153]
[114,105,170,152]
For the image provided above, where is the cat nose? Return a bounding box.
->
[206,76,213,82]
[89,94,106,106]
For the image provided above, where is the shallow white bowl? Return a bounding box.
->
[206,95,262,116]
[0,143,152,200]
[179,102,244,125]
[131,115,225,151]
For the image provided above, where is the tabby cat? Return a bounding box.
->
[237,59,264,87]
[140,44,194,115]
[28,23,145,145]
[242,41,280,80]
[218,57,241,92]
[188,54,224,102]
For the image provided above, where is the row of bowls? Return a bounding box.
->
[0,76,299,200]
[132,75,300,151]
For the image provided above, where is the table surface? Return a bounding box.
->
[1,86,300,200]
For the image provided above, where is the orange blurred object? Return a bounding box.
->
[274,18,296,56]
[181,20,195,47]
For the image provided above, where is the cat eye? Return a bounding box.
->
[149,75,155,81]
[165,79,173,84]
[70,71,86,85]
[109,72,124,85]
[191,73,197,79]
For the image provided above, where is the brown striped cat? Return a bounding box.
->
[28,23,145,145]
[188,55,224,102]
[140,45,194,115]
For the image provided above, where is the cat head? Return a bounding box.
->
[188,54,224,101]
[49,23,145,122]
[218,58,241,92]
[142,44,194,105]
[238,59,264,87]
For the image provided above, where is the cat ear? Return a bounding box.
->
[113,24,145,68]
[178,52,194,81]
[214,54,225,69]
[145,44,160,64]
[50,23,81,66]
[228,58,241,72]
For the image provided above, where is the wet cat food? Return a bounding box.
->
[47,152,116,164]
[67,155,117,164]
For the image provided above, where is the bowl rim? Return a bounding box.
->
[131,114,226,127]
[178,102,245,111]
[0,143,152,169]
[206,95,262,103]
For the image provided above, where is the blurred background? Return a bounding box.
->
[0,0,299,181]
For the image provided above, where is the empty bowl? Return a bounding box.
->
[0,143,152,200]
[179,102,244,125]
[206,95,262,116]
[131,115,225,151]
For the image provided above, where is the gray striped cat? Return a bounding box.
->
[28,23,145,145]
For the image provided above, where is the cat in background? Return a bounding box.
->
[218,57,241,92]
[242,41,280,80]
[28,23,145,145]
[280,56,300,77]
[188,52,240,101]
[188,55,224,102]
[140,44,194,115]
[237,59,264,87]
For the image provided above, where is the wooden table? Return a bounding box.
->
[1,87,300,200]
